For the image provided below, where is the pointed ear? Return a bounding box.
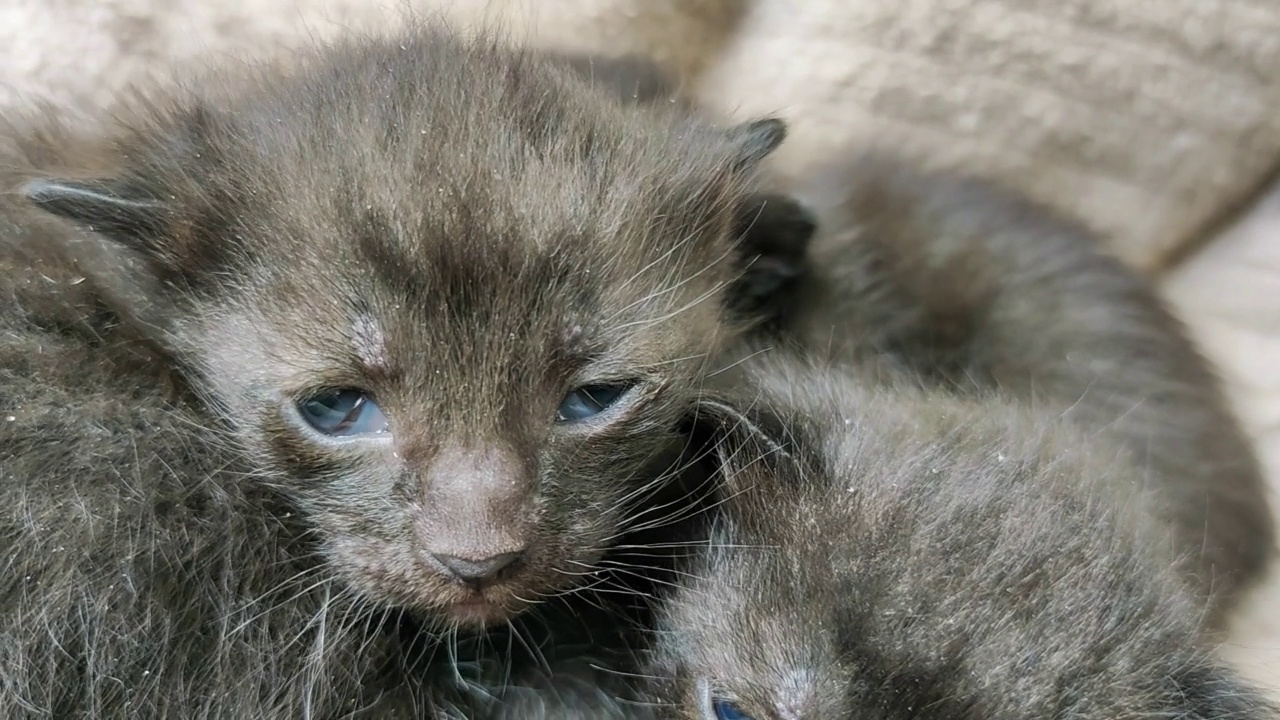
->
[685,395,795,493]
[23,177,168,248]
[22,177,180,349]
[727,192,817,323]
[724,117,787,172]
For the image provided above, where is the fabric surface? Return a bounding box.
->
[1,0,1276,697]
[4,0,1280,269]
[1164,187,1280,701]
[0,0,741,122]
[691,0,1280,271]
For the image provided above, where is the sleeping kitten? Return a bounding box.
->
[637,154,1278,717]
[766,154,1274,621]
[646,355,1278,719]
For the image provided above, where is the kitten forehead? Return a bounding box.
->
[352,314,388,371]
[775,668,821,716]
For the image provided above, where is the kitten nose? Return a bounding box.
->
[432,551,522,585]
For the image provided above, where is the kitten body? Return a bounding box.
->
[771,155,1273,617]
[647,356,1278,719]
[640,155,1277,717]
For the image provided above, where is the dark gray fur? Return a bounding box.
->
[767,154,1274,620]
[640,155,1277,716]
[647,356,1278,718]
[0,28,789,718]
[555,51,817,324]
[360,597,661,719]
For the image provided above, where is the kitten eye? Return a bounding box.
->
[555,382,634,422]
[712,699,751,720]
[698,678,751,720]
[297,389,390,437]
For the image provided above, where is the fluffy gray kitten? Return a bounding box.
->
[641,154,1276,718]
[775,154,1272,620]
[649,355,1278,718]
[0,28,789,718]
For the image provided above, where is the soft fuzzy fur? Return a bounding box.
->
[0,27,787,717]
[770,155,1274,622]
[638,154,1278,716]
[649,357,1279,718]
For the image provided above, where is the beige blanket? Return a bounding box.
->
[1166,191,1280,699]
[5,0,1280,269]
[3,0,1278,697]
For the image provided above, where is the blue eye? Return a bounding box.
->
[297,389,390,437]
[713,699,751,720]
[555,383,633,422]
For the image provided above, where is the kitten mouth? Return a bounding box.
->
[433,582,547,628]
[445,593,514,627]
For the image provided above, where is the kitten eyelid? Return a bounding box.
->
[286,387,395,445]
[697,678,754,720]
[553,378,647,427]
[566,374,645,390]
[560,365,652,399]
[291,415,396,447]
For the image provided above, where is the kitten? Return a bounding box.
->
[0,29,797,717]
[646,354,1279,719]
[762,154,1274,621]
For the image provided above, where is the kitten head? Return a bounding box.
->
[650,396,852,720]
[21,30,794,628]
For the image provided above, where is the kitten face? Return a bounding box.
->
[25,32,787,627]
[189,173,734,626]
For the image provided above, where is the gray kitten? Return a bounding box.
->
[648,355,1278,718]
[770,154,1273,621]
[639,154,1276,717]
[0,30,790,717]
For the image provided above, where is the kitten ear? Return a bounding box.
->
[728,192,817,323]
[686,396,795,492]
[724,117,787,171]
[22,177,180,349]
[24,177,168,249]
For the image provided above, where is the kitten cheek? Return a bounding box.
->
[253,409,336,474]
[323,532,454,610]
